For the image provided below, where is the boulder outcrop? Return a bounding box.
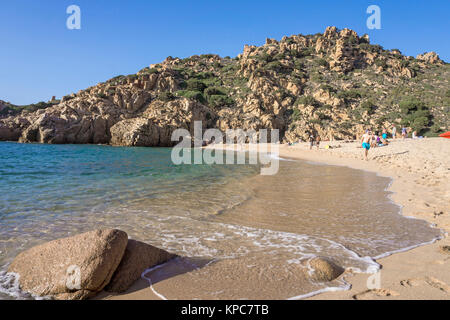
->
[8,230,177,299]
[8,229,128,300]
[105,240,176,293]
[0,27,447,145]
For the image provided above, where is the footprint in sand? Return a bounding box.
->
[440,246,450,254]
[352,289,399,300]
[400,277,450,294]
[400,278,424,287]
[425,277,450,293]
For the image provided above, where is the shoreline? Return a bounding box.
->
[2,139,448,300]
[99,138,449,300]
[206,138,450,299]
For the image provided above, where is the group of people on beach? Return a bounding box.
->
[393,125,421,140]
[309,133,321,150]
[289,125,421,161]
[361,128,395,160]
[361,125,415,160]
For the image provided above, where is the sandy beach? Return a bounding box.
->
[100,137,450,300]
[283,138,450,300]
[220,137,450,300]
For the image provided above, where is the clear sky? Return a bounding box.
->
[0,0,449,105]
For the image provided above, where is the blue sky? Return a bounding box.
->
[0,0,449,105]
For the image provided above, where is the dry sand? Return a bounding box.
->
[281,138,450,300]
[102,137,450,300]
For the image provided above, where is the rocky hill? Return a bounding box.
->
[1,27,448,146]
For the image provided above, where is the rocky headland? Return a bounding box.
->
[0,27,448,146]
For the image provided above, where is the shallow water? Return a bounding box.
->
[0,142,442,299]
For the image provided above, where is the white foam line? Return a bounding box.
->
[373,236,443,260]
[267,153,297,162]
[288,282,351,300]
[141,263,170,301]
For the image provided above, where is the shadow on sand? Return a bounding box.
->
[94,256,215,300]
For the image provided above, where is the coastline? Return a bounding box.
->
[99,137,450,300]
[207,138,450,299]
[96,137,450,300]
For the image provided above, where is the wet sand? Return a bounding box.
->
[100,138,449,300]
[216,138,450,300]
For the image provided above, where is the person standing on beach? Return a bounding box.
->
[402,127,407,139]
[309,133,315,150]
[315,135,321,150]
[361,130,372,161]
[392,126,397,139]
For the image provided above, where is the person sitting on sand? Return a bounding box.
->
[382,129,388,141]
[361,130,372,161]
[370,132,378,148]
[376,132,382,145]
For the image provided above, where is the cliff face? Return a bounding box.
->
[1,27,449,146]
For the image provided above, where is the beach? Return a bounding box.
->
[285,138,450,300]
[0,138,448,300]
[222,137,450,300]
[98,137,450,300]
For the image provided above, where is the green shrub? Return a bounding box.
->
[185,79,207,92]
[316,58,328,68]
[208,95,234,108]
[140,67,159,75]
[346,35,359,45]
[337,89,362,100]
[257,52,273,63]
[319,84,336,93]
[360,100,377,115]
[204,86,227,96]
[301,48,315,56]
[399,98,432,134]
[310,72,323,82]
[176,90,206,103]
[294,60,305,70]
[291,108,302,121]
[375,59,387,69]
[96,93,108,99]
[158,92,176,102]
[194,71,215,80]
[0,101,54,117]
[295,96,320,107]
[265,61,291,73]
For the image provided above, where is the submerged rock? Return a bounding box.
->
[8,229,128,300]
[105,239,176,293]
[306,257,345,282]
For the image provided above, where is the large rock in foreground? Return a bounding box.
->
[8,229,128,300]
[105,239,176,293]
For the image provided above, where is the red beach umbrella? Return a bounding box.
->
[439,131,450,139]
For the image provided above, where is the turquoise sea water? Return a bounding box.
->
[0,142,442,300]
[0,142,260,259]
